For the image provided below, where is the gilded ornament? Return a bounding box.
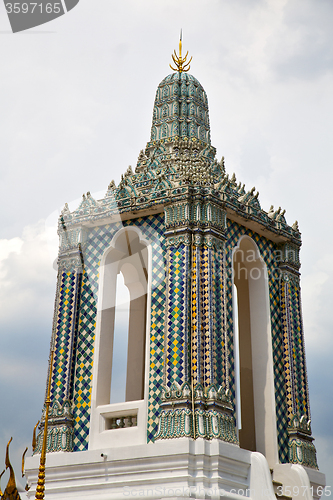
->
[0,469,5,498]
[2,438,20,500]
[35,349,54,499]
[32,421,40,452]
[169,31,192,73]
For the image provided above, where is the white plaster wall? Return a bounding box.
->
[24,440,325,500]
[248,260,279,467]
[25,440,264,500]
[233,236,279,468]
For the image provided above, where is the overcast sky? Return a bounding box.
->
[0,0,332,491]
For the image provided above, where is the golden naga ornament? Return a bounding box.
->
[32,421,40,453]
[2,438,21,500]
[0,469,5,497]
[21,448,28,479]
[170,30,192,73]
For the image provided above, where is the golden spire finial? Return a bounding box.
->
[170,29,192,73]
[35,349,54,500]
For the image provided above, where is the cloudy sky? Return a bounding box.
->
[0,0,332,491]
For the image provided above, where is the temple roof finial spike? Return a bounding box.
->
[170,30,192,73]
[179,28,182,58]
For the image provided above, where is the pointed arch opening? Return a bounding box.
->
[110,271,130,404]
[232,235,278,467]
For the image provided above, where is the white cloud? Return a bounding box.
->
[0,237,23,261]
[0,222,54,489]
[0,221,56,327]
[0,237,23,280]
[303,271,329,323]
[314,436,333,487]
[271,0,333,80]
[0,0,332,486]
[0,356,43,387]
[302,252,333,353]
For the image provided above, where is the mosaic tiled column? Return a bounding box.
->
[191,244,201,384]
[156,196,237,442]
[279,242,318,469]
[34,243,83,454]
[164,242,190,386]
[210,241,228,389]
[193,243,227,388]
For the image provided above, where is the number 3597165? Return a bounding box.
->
[5,3,62,13]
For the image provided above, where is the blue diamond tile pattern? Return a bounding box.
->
[51,271,81,402]
[281,280,310,426]
[200,246,212,386]
[68,214,166,450]
[191,245,201,383]
[165,244,188,387]
[212,244,227,388]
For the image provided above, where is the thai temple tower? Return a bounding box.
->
[25,40,326,499]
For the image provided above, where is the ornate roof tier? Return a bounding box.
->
[150,72,211,145]
[58,40,301,249]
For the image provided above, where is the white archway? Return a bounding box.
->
[232,235,278,467]
[89,226,151,450]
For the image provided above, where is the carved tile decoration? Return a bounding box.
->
[151,73,211,145]
[42,69,315,468]
[46,214,310,465]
